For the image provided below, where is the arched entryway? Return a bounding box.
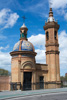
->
[21,61,36,90]
[23,72,32,90]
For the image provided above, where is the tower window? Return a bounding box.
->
[46,32,49,40]
[54,31,57,40]
[25,34,27,38]
[24,30,26,34]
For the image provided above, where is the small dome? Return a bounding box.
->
[21,23,27,28]
[13,40,35,52]
[47,17,55,22]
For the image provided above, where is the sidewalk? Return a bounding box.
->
[0,88,67,100]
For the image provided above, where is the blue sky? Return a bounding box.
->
[0,0,67,76]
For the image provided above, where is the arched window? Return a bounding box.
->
[46,32,49,40]
[25,34,27,38]
[54,31,57,40]
[24,30,26,33]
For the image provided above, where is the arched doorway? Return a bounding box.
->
[21,61,35,90]
[23,72,32,90]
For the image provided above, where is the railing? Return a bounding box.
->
[10,82,45,91]
[23,82,44,90]
[0,81,63,91]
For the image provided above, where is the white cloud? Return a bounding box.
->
[35,49,46,64]
[28,34,45,49]
[49,0,67,9]
[0,9,10,25]
[0,45,10,71]
[0,45,9,50]
[4,13,19,29]
[59,31,67,66]
[0,51,11,71]
[0,43,10,71]
[28,34,46,64]
[59,30,67,48]
[0,8,19,29]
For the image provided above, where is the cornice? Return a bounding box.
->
[45,81,61,84]
[36,63,48,66]
[19,38,28,41]
[20,68,48,72]
[10,51,37,56]
[46,50,60,54]
[43,22,60,30]
[45,43,59,47]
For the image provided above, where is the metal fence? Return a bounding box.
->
[0,81,64,91]
[10,82,45,91]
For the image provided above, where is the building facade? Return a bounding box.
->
[10,8,61,90]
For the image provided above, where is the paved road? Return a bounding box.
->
[6,92,67,100]
[0,88,67,100]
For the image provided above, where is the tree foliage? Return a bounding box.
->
[0,69,11,76]
[60,75,67,81]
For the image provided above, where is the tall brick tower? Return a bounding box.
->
[43,8,61,88]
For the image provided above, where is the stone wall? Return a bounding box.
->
[0,76,11,91]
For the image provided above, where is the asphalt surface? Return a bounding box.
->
[0,88,67,100]
[6,92,67,100]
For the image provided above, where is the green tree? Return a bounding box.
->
[0,69,11,76]
[60,76,65,81]
[65,75,67,81]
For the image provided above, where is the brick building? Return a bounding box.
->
[10,8,61,90]
[0,76,11,91]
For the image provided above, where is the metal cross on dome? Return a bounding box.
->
[22,16,27,24]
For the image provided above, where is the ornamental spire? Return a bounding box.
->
[49,8,53,17]
[47,2,55,22]
[49,1,53,17]
[20,16,28,40]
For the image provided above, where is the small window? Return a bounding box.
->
[54,31,57,40]
[39,76,44,82]
[46,32,49,40]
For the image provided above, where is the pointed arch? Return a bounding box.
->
[54,31,57,40]
[46,31,49,40]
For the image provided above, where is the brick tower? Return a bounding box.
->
[43,8,61,88]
